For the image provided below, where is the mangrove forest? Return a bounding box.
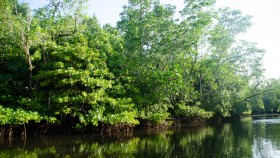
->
[1,0,280,136]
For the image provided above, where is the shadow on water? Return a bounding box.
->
[1,117,280,157]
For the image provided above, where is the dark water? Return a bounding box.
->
[1,117,280,158]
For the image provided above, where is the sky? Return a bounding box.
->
[21,0,280,79]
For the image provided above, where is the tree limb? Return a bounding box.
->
[243,88,275,102]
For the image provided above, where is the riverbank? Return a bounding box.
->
[0,116,217,139]
[2,113,279,140]
[2,116,280,157]
[242,114,280,117]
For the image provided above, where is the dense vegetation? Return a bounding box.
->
[0,0,279,134]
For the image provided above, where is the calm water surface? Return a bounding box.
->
[1,117,280,158]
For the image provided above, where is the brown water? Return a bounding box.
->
[0,117,280,158]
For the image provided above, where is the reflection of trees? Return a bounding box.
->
[0,136,141,158]
[136,131,174,158]
[253,118,280,157]
[0,120,254,157]
[172,126,215,157]
[174,120,253,158]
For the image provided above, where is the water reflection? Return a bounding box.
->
[1,117,280,157]
[252,117,280,158]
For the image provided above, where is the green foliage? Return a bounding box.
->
[0,0,271,130]
[0,105,56,125]
[139,103,171,124]
[262,79,280,113]
[175,103,214,119]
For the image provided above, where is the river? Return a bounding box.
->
[0,116,280,157]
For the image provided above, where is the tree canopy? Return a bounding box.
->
[0,0,277,132]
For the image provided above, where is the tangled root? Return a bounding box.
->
[100,123,134,136]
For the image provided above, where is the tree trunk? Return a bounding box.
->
[21,11,33,90]
[26,45,33,90]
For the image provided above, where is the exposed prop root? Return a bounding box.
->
[170,118,181,128]
[179,117,207,127]
[100,123,134,136]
